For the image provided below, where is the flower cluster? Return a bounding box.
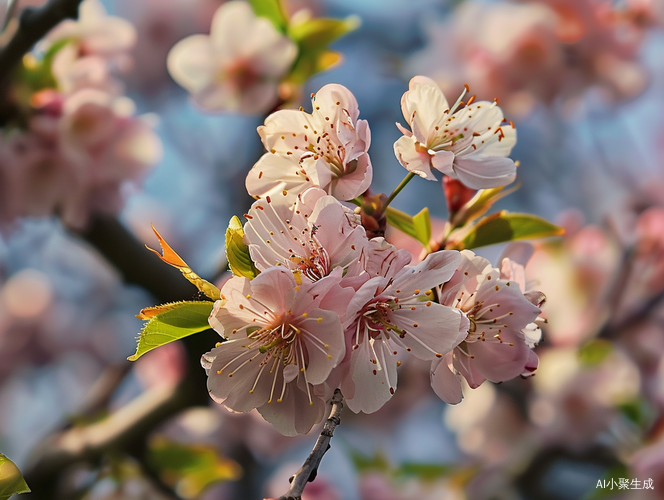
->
[0,0,161,229]
[201,82,546,435]
[407,0,649,116]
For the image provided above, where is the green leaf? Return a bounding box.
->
[412,207,432,247]
[148,437,241,499]
[225,216,259,280]
[247,0,287,32]
[288,16,360,47]
[456,212,564,250]
[0,454,30,500]
[286,15,359,84]
[578,339,613,367]
[128,301,214,361]
[386,206,418,240]
[396,462,453,482]
[350,452,390,474]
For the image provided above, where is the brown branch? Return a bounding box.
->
[22,215,221,497]
[276,389,344,500]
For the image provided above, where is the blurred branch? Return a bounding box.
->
[78,215,199,303]
[276,389,344,500]
[22,215,221,497]
[135,456,187,500]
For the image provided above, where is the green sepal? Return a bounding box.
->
[128,301,214,361]
[247,0,288,32]
[225,216,259,279]
[0,454,30,500]
[453,212,564,250]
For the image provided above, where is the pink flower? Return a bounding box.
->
[394,76,517,189]
[339,250,466,413]
[203,267,353,435]
[57,89,162,228]
[246,84,372,203]
[167,1,297,114]
[46,0,136,66]
[243,187,368,281]
[431,249,542,404]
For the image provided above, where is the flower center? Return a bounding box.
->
[288,234,331,281]
[362,300,403,339]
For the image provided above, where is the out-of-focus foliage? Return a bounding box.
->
[147,437,241,499]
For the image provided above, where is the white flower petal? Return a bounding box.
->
[452,154,517,189]
[390,303,463,360]
[344,336,398,414]
[393,135,437,181]
[430,354,463,404]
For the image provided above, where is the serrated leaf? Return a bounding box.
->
[412,207,432,247]
[147,225,220,300]
[226,216,259,279]
[0,454,30,500]
[148,437,241,499]
[386,206,418,240]
[128,301,215,361]
[454,212,564,250]
[247,0,287,32]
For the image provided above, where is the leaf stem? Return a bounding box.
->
[384,172,415,210]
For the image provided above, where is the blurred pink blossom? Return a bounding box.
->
[167,1,297,114]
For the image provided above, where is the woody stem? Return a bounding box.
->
[278,389,344,500]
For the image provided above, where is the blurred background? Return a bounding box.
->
[1,0,664,499]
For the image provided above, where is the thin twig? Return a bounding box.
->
[277,389,344,500]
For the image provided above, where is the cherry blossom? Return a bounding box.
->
[246,84,372,203]
[394,76,517,189]
[46,0,137,67]
[203,267,354,435]
[167,1,298,114]
[431,249,543,404]
[243,187,368,281]
[339,250,467,414]
[57,90,163,228]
